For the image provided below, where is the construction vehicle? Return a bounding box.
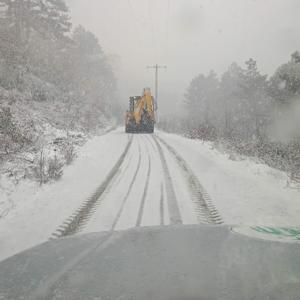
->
[125,88,156,133]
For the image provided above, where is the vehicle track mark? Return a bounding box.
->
[111,142,142,231]
[160,183,165,225]
[156,136,223,225]
[152,136,183,225]
[135,156,151,227]
[145,134,157,152]
[51,135,134,238]
[112,151,133,188]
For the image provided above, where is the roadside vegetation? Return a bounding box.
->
[160,54,300,186]
[0,0,119,184]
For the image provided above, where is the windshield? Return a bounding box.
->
[0,0,299,299]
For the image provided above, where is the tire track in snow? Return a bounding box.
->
[160,183,165,225]
[51,135,134,238]
[136,156,151,227]
[110,141,142,231]
[156,135,223,225]
[152,136,183,225]
[112,152,133,188]
[145,134,157,152]
[146,135,165,226]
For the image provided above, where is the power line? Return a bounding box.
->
[147,0,157,62]
[127,0,143,45]
[166,0,170,45]
[165,0,170,64]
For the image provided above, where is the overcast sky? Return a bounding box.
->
[66,0,300,114]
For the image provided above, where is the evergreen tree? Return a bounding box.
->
[219,62,243,137]
[59,26,117,130]
[239,58,269,140]
[0,0,71,88]
[184,71,219,138]
[269,51,300,104]
[0,0,71,45]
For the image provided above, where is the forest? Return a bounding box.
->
[160,53,300,184]
[0,0,118,183]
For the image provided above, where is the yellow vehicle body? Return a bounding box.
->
[125,88,156,133]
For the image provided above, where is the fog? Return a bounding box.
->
[1,0,300,283]
[67,0,300,114]
[269,98,300,142]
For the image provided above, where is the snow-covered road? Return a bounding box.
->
[78,133,221,235]
[0,128,299,261]
[52,132,221,238]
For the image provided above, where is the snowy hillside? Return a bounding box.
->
[0,1,120,219]
[0,86,116,218]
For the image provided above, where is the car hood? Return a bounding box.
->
[0,225,300,300]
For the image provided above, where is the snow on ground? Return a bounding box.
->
[159,131,300,227]
[0,128,128,262]
[1,128,299,262]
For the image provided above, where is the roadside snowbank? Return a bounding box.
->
[159,131,300,227]
[0,128,128,261]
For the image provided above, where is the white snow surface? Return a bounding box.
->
[159,131,300,227]
[0,128,128,261]
[0,128,299,262]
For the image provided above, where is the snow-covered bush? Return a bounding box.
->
[0,107,29,156]
[32,149,64,184]
[185,124,218,141]
[47,156,64,181]
[61,141,76,165]
[33,150,46,185]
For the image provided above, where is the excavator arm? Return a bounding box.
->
[134,97,145,124]
[125,88,155,133]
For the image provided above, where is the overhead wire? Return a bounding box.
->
[165,0,170,64]
[147,0,158,63]
[127,0,143,46]
[114,0,123,52]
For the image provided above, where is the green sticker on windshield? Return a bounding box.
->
[232,226,300,243]
[251,226,300,240]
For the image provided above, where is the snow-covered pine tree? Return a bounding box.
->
[239,58,270,140]
[184,71,219,139]
[0,0,71,44]
[63,26,116,131]
[219,62,244,138]
[0,0,71,88]
[269,51,300,104]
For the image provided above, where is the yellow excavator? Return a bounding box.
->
[125,87,156,133]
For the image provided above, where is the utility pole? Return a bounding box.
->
[146,64,167,108]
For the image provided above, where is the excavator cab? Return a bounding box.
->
[125,88,155,133]
[129,96,140,112]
